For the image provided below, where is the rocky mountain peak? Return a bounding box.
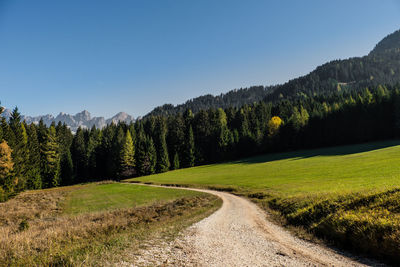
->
[0,109,134,132]
[75,110,91,121]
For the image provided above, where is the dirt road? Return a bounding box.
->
[130,187,382,267]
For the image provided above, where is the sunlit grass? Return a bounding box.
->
[64,182,204,214]
[127,140,400,198]
[125,140,400,262]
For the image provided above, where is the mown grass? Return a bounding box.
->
[63,182,205,214]
[126,140,400,263]
[0,182,221,266]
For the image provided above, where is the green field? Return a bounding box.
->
[126,140,400,262]
[64,182,204,214]
[127,140,400,198]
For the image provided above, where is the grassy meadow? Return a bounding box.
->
[126,140,400,262]
[0,182,220,266]
[63,182,205,214]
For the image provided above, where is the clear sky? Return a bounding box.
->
[0,0,399,118]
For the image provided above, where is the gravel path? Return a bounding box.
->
[127,187,383,267]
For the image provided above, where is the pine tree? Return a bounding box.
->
[56,123,74,152]
[166,115,184,170]
[60,149,73,185]
[193,110,209,164]
[37,119,47,141]
[86,126,102,179]
[41,126,60,188]
[214,108,230,159]
[9,108,29,191]
[9,107,21,134]
[155,117,169,173]
[183,109,194,128]
[71,127,87,182]
[1,120,14,146]
[147,137,157,174]
[56,123,74,184]
[136,134,157,175]
[119,130,135,177]
[182,126,195,167]
[25,124,42,189]
[113,126,125,177]
[135,127,146,176]
[172,152,180,170]
[157,133,169,173]
[238,108,250,138]
[98,124,116,179]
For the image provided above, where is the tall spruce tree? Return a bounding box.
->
[182,126,195,168]
[172,152,180,170]
[41,126,60,188]
[60,149,73,185]
[98,124,116,179]
[146,136,157,174]
[56,123,74,184]
[86,126,102,179]
[71,127,87,182]
[119,130,135,177]
[136,133,157,176]
[113,126,125,177]
[9,108,29,191]
[166,115,184,170]
[155,117,169,173]
[25,124,42,189]
[193,110,209,164]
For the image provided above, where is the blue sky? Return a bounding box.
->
[0,0,399,118]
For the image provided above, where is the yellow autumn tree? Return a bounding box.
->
[268,116,283,137]
[0,141,15,194]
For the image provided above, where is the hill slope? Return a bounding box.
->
[146,85,273,117]
[128,140,400,263]
[147,29,400,117]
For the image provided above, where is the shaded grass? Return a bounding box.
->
[125,140,400,263]
[0,182,221,266]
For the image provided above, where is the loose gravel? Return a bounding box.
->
[126,188,385,267]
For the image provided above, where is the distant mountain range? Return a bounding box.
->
[1,109,134,132]
[146,29,400,117]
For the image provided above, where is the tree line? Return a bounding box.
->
[1,84,400,201]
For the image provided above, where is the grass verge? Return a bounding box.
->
[0,182,221,266]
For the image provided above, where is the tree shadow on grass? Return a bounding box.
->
[236,140,400,165]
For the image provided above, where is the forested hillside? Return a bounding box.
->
[266,30,400,101]
[147,30,400,116]
[146,86,273,117]
[1,84,400,201]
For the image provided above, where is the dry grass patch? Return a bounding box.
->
[0,183,220,266]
